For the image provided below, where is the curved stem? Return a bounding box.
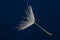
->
[35,22,53,36]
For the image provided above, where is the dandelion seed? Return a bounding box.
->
[16,5,53,36]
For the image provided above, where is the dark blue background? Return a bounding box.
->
[0,0,59,40]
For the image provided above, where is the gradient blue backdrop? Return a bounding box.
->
[0,0,59,40]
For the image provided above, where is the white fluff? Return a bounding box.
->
[16,5,35,30]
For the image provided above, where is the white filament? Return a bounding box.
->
[16,5,35,30]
